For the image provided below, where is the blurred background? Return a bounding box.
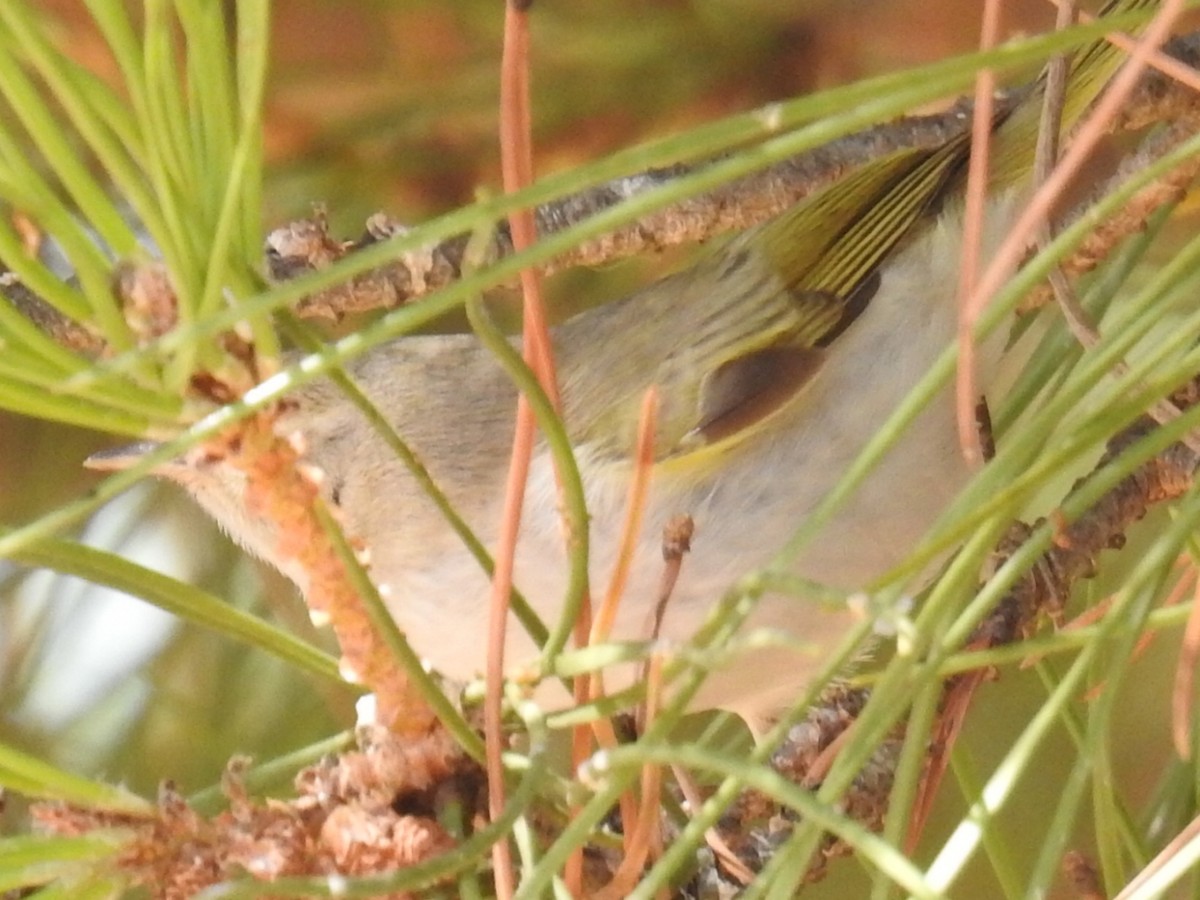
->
[31,0,1064,227]
[0,2,1192,897]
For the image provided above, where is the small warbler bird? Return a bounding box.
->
[90,0,1156,734]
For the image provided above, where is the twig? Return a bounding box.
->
[581,388,658,884]
[245,34,1200,326]
[670,764,757,886]
[596,652,667,899]
[975,376,1200,651]
[261,109,980,320]
[954,0,1002,465]
[485,2,550,895]
[0,272,104,354]
[1172,567,1200,759]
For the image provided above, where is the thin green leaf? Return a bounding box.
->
[9,536,343,682]
[0,742,150,813]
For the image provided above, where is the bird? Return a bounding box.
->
[88,0,1157,735]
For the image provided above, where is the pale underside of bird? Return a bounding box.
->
[136,193,1018,735]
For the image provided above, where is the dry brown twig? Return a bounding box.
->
[31,727,470,900]
[255,34,1200,322]
[483,3,551,895]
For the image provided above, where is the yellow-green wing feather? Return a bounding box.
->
[562,0,1156,465]
[762,130,973,318]
[676,0,1156,457]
